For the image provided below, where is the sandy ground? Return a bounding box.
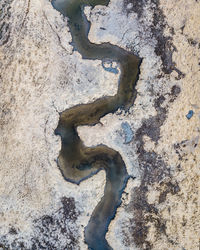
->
[0,0,199,249]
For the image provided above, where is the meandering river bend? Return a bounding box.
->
[52,0,141,249]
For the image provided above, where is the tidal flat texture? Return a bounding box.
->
[52,0,140,249]
[0,0,199,249]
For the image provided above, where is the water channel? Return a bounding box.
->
[51,0,141,249]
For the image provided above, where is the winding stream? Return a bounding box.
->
[51,0,141,249]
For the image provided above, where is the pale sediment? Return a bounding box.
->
[0,0,199,249]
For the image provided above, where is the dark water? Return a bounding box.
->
[51,0,141,249]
